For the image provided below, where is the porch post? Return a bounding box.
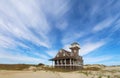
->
[52,61,53,68]
[60,60,61,65]
[70,59,71,70]
[65,59,66,65]
[73,59,75,69]
[65,59,66,69]
[57,60,59,66]
[70,59,71,65]
[60,59,63,67]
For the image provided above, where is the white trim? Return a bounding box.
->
[57,60,59,64]
[60,60,63,65]
[63,53,65,56]
[57,54,59,57]
[70,59,71,65]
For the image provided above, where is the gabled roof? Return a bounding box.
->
[50,49,82,61]
[55,49,71,57]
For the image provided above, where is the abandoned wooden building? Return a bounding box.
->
[50,42,83,70]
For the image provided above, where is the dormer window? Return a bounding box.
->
[57,55,59,57]
[63,53,65,56]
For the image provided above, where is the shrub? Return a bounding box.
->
[84,67,101,71]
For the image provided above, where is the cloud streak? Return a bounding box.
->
[0,0,70,64]
[80,41,106,56]
[0,50,42,64]
[84,55,113,64]
[0,0,51,48]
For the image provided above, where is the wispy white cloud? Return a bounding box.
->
[0,50,53,64]
[46,50,58,57]
[91,1,120,33]
[0,0,71,49]
[0,35,14,48]
[102,61,120,65]
[92,18,115,32]
[62,32,84,45]
[40,0,70,31]
[84,55,120,65]
[56,20,68,30]
[39,0,70,18]
[0,0,71,64]
[0,34,30,49]
[63,44,71,52]
[80,41,106,56]
[0,0,51,48]
[0,51,42,64]
[84,55,113,64]
[113,19,120,32]
[33,52,50,60]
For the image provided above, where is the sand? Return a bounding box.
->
[0,66,120,78]
[0,70,90,78]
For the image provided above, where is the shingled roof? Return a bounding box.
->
[50,49,81,61]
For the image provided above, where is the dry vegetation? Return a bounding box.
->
[0,64,35,70]
[0,64,120,78]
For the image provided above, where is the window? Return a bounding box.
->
[57,54,59,57]
[74,50,77,52]
[63,53,65,56]
[64,59,66,63]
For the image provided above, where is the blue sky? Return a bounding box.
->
[0,0,120,65]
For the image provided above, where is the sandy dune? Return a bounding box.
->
[0,66,120,78]
[0,70,89,78]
